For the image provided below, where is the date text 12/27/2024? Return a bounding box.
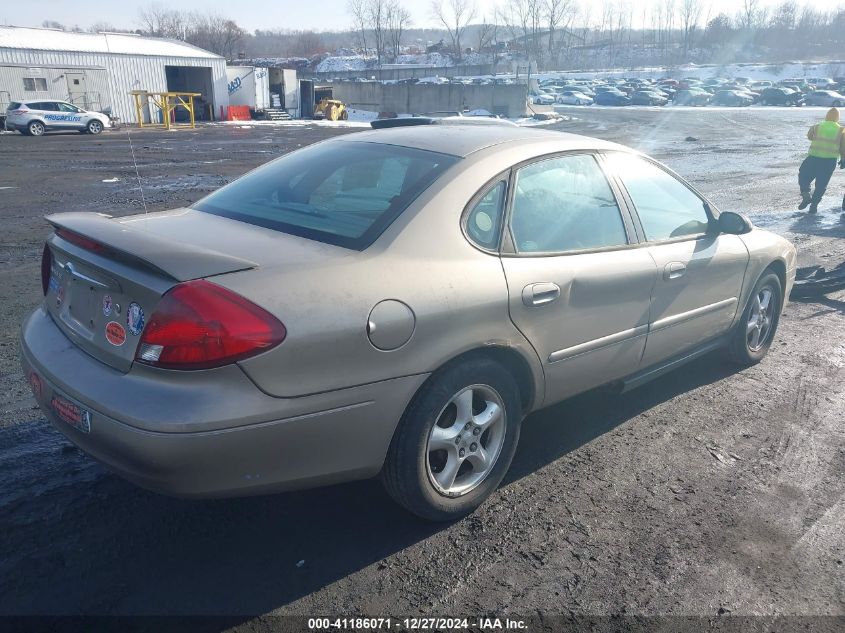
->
[307,618,527,630]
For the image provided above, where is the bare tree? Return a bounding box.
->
[771,1,798,30]
[186,13,246,59]
[545,0,577,60]
[431,0,477,60]
[680,0,705,52]
[368,0,388,65]
[347,0,411,64]
[293,31,325,56]
[500,0,544,64]
[87,22,117,33]
[740,0,759,30]
[385,0,412,60]
[475,15,498,53]
[348,0,369,53]
[137,4,188,39]
[664,0,677,56]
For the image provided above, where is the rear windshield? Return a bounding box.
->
[7,102,21,110]
[193,140,459,249]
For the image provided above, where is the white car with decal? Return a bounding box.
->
[5,99,111,136]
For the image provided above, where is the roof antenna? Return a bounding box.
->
[125,124,148,217]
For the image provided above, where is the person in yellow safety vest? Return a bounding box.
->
[798,107,845,214]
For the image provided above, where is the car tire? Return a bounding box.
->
[382,357,522,521]
[727,271,783,366]
[87,120,103,135]
[835,100,843,107]
[27,121,45,136]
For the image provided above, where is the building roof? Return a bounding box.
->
[0,26,222,59]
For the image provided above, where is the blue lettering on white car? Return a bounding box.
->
[43,115,82,122]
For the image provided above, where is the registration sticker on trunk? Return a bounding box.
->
[51,394,91,433]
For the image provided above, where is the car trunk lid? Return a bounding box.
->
[43,211,260,372]
[43,210,350,373]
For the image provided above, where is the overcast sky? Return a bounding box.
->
[1,0,840,34]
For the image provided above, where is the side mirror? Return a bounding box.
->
[717,211,752,235]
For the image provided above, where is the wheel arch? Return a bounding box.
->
[409,344,541,419]
[763,258,787,292]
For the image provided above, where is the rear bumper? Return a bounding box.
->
[20,306,427,497]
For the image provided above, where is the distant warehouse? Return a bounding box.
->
[0,25,228,123]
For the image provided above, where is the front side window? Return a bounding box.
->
[509,154,627,254]
[58,103,82,113]
[194,141,458,250]
[23,77,47,92]
[605,152,710,241]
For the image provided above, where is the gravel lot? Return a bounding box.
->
[0,110,843,624]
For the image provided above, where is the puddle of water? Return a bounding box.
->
[749,207,845,242]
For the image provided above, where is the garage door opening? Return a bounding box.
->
[165,66,213,120]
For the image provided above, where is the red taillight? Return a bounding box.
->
[135,280,286,370]
[41,243,52,295]
[56,228,104,254]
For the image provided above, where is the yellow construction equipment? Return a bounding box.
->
[314,98,348,121]
[130,90,201,129]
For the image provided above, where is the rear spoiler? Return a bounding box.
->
[45,212,258,282]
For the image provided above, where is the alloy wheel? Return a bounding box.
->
[746,286,775,352]
[29,122,44,136]
[426,384,507,497]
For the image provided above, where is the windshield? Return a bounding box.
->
[193,140,459,249]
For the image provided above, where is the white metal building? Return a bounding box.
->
[0,26,228,123]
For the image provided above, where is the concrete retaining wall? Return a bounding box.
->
[329,82,528,118]
[309,64,494,81]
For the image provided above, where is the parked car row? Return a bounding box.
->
[531,75,845,107]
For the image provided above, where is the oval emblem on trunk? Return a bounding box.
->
[105,321,126,346]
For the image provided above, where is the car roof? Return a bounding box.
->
[336,125,625,158]
[22,99,68,104]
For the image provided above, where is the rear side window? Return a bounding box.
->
[465,180,506,251]
[509,154,627,254]
[605,153,710,241]
[193,141,458,250]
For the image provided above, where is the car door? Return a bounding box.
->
[56,102,85,129]
[603,152,749,367]
[498,152,657,406]
[38,101,68,129]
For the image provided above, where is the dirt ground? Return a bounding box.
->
[0,110,843,625]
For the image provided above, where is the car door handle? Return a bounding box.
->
[664,262,687,280]
[522,282,561,307]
